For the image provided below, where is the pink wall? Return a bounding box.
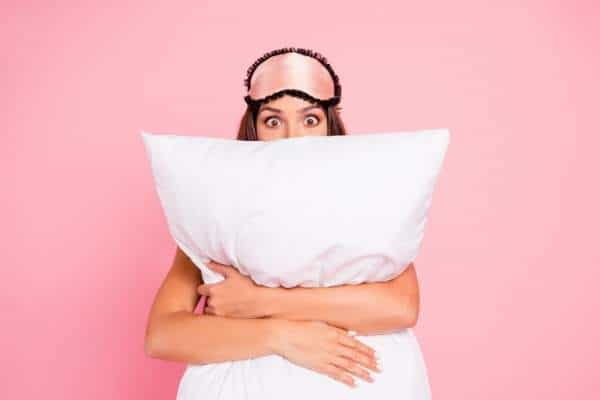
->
[3,1,598,399]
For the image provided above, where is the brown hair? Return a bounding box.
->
[236,104,348,140]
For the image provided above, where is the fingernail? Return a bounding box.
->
[348,330,357,337]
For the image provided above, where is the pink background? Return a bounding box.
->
[3,1,599,399]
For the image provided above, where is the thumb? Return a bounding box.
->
[205,261,231,277]
[197,283,213,296]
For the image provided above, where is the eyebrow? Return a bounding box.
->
[258,105,321,114]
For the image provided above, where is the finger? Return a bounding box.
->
[320,363,356,388]
[197,284,213,296]
[334,342,380,374]
[330,354,374,383]
[337,332,376,359]
[206,261,231,277]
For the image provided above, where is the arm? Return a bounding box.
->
[201,261,420,336]
[257,263,420,335]
[144,246,279,364]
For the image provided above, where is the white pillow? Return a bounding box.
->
[141,129,449,288]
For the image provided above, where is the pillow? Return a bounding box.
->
[140,129,450,288]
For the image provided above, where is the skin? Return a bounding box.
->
[144,94,421,389]
[254,94,329,140]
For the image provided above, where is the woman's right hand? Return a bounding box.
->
[267,319,381,388]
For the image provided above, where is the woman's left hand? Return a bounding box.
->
[197,260,267,318]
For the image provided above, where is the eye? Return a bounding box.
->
[304,114,321,126]
[264,116,281,128]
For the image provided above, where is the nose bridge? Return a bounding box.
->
[286,118,304,138]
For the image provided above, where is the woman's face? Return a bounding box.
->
[256,94,328,141]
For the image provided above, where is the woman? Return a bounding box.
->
[144,47,431,399]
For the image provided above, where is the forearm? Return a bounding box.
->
[145,310,280,364]
[259,279,417,335]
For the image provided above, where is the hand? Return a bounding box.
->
[269,319,381,388]
[197,260,266,318]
